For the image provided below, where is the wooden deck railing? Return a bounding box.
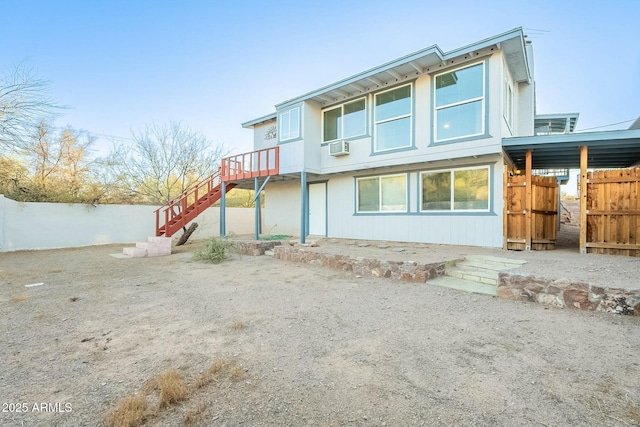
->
[220,146,279,181]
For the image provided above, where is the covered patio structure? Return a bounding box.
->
[503,127,640,254]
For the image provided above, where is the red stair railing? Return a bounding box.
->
[155,146,280,237]
[221,146,279,181]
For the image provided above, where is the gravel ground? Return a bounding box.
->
[1,240,639,427]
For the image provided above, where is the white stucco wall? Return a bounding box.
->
[324,156,505,247]
[263,181,301,236]
[0,195,255,252]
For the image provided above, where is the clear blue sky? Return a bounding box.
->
[3,0,639,157]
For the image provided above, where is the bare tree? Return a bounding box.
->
[0,61,60,152]
[108,121,229,205]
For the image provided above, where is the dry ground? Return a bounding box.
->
[1,240,639,427]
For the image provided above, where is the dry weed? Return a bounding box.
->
[182,402,208,426]
[10,294,28,302]
[230,320,247,331]
[155,370,188,408]
[69,296,80,302]
[105,394,148,427]
[628,401,640,424]
[193,358,229,389]
[229,364,246,381]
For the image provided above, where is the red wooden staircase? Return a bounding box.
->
[154,146,279,238]
[154,169,236,237]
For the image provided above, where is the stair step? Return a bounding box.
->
[464,254,526,269]
[445,267,498,285]
[123,247,147,257]
[455,260,515,273]
[428,276,496,296]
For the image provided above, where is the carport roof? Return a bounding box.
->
[502,128,640,170]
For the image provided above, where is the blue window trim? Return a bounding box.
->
[350,162,497,217]
[321,97,368,144]
[320,133,370,147]
[371,82,416,155]
[430,60,490,146]
[416,163,495,215]
[353,172,409,215]
[278,104,302,144]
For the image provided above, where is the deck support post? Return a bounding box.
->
[525,149,532,251]
[220,181,226,237]
[254,178,261,240]
[300,171,307,244]
[579,145,588,254]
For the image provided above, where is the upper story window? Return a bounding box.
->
[323,98,366,142]
[374,84,412,152]
[503,78,514,130]
[434,62,485,142]
[279,106,300,142]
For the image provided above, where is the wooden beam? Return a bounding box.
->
[525,149,532,251]
[503,165,508,250]
[579,145,588,254]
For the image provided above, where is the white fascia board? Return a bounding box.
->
[275,28,527,110]
[241,112,277,129]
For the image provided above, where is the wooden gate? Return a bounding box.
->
[505,175,558,250]
[586,168,640,256]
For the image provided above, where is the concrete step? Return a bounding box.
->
[464,254,526,269]
[428,276,496,296]
[446,266,499,285]
[123,247,147,257]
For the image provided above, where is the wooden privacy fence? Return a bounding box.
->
[586,168,640,256]
[505,175,558,250]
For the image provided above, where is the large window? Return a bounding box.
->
[374,84,412,152]
[434,63,485,142]
[279,106,300,142]
[421,166,489,212]
[357,174,407,213]
[323,98,366,142]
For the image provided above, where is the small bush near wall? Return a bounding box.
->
[193,236,236,263]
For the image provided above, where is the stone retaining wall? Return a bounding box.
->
[273,246,446,283]
[497,273,640,316]
[235,241,282,256]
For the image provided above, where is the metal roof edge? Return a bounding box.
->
[241,112,277,129]
[503,128,640,147]
[275,28,526,110]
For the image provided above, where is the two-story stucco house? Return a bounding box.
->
[239,28,533,247]
[155,28,640,253]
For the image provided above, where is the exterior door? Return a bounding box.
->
[308,182,327,236]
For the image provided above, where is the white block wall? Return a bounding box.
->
[0,195,255,252]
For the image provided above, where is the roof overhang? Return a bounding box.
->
[534,113,579,134]
[242,112,277,129]
[503,129,640,169]
[270,27,530,111]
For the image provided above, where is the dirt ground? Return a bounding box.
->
[1,239,640,427]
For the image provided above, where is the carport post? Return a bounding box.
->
[579,146,588,254]
[525,149,532,251]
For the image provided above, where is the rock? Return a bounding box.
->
[391,247,405,252]
[264,250,274,256]
[377,244,390,249]
[356,243,369,247]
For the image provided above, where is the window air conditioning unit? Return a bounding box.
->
[329,140,350,156]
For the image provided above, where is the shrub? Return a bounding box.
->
[193,236,235,263]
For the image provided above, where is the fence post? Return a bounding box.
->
[579,146,588,254]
